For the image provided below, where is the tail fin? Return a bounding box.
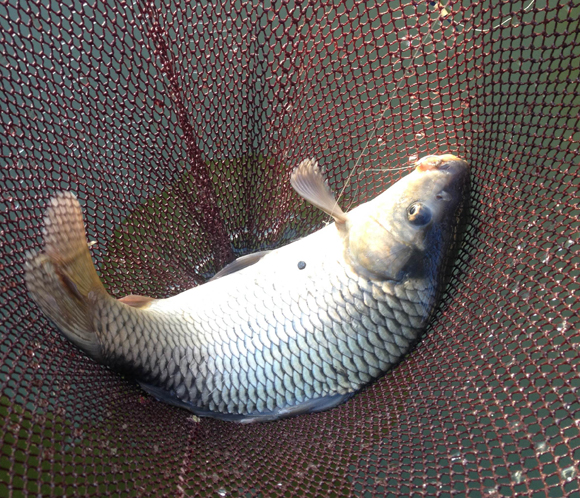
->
[25,192,107,360]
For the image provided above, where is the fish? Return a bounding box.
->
[25,154,470,423]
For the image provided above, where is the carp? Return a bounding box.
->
[25,154,469,422]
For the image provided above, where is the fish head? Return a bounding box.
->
[345,154,470,281]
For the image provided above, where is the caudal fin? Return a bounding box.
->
[25,192,106,360]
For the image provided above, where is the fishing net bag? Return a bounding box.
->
[1,0,579,496]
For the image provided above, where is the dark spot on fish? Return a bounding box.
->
[297,261,306,270]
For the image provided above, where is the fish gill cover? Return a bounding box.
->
[0,0,579,497]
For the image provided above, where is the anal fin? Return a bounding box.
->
[118,294,155,309]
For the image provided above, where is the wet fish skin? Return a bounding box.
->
[25,154,469,422]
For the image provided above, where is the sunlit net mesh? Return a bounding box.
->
[1,0,579,496]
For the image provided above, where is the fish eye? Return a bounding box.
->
[407,202,432,226]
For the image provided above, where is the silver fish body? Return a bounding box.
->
[26,154,470,422]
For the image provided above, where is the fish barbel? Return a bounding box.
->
[25,154,469,422]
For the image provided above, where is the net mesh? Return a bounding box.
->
[1,0,579,496]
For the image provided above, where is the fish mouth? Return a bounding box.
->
[415,154,470,200]
[415,154,469,174]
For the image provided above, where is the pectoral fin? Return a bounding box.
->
[291,158,348,223]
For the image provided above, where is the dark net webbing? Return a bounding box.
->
[1,0,579,496]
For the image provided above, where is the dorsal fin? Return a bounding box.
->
[118,294,155,309]
[209,250,271,281]
[290,158,348,223]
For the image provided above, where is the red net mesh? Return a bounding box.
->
[1,0,579,496]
